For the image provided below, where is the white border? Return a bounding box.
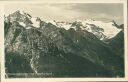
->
[0,0,127,81]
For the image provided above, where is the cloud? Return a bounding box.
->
[49,3,123,24]
[5,3,123,24]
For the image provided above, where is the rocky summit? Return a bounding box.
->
[4,10,124,78]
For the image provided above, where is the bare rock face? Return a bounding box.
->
[5,11,124,78]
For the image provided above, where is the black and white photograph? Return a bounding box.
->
[0,0,128,81]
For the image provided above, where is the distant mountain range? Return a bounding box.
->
[4,10,124,78]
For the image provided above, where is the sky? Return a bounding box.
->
[5,3,123,24]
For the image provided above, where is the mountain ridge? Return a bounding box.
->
[4,10,124,78]
[5,10,122,41]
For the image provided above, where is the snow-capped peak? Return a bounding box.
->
[31,17,41,28]
[81,20,121,39]
[45,20,57,26]
[56,21,73,30]
[12,10,26,17]
[54,19,122,40]
[6,10,41,29]
[42,19,121,40]
[17,10,32,19]
[18,10,26,15]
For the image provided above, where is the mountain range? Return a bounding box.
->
[4,10,124,78]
